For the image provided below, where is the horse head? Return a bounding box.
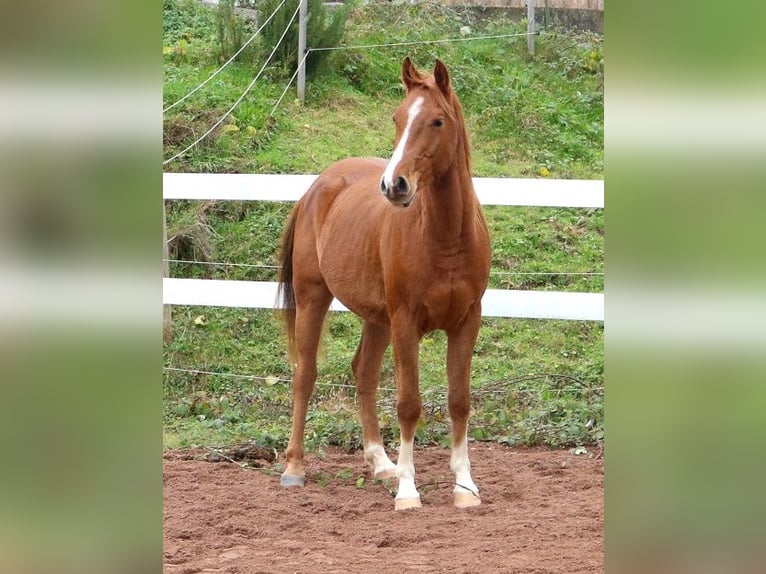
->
[380,57,469,207]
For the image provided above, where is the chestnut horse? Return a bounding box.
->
[276,58,491,510]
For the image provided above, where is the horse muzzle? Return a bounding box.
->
[380,175,415,207]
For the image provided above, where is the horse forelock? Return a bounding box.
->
[409,78,455,120]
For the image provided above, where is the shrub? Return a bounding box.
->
[216,0,251,62]
[259,0,350,78]
[163,0,222,65]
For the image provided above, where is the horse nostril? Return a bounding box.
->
[380,178,387,194]
[396,176,409,195]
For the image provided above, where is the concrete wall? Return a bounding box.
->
[444,1,604,33]
[441,0,602,8]
[201,0,604,33]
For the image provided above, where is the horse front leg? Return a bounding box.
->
[390,317,423,510]
[447,306,483,508]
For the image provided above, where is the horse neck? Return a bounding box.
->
[419,147,478,247]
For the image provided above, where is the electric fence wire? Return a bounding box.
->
[163,365,602,396]
[163,258,602,276]
[306,30,538,53]
[165,28,554,163]
[270,49,310,116]
[162,23,602,411]
[162,0,302,166]
[163,0,288,114]
[267,30,540,116]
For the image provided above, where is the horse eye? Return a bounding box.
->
[432,119,444,128]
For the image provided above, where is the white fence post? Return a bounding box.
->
[527,0,536,55]
[297,0,308,102]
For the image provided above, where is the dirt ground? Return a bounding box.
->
[163,443,603,573]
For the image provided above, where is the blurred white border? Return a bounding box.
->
[607,89,766,152]
[0,79,156,142]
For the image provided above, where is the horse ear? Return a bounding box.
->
[434,59,451,96]
[402,57,421,92]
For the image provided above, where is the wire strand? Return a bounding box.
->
[307,30,537,53]
[165,259,281,269]
[162,0,302,166]
[493,271,603,276]
[165,28,560,159]
[163,366,602,396]
[163,366,292,383]
[163,258,601,275]
[163,0,288,114]
[265,30,548,116]
[270,49,311,116]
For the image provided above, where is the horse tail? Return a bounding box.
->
[276,204,299,365]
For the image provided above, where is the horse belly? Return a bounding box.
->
[340,295,390,325]
[316,205,390,324]
[320,253,389,324]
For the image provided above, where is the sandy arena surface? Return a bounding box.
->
[164,443,603,573]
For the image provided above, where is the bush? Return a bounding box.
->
[163,0,222,65]
[216,0,251,62]
[259,0,350,78]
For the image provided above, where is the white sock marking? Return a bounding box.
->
[395,437,420,501]
[451,437,479,496]
[364,442,395,476]
[382,96,424,191]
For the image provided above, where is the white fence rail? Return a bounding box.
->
[163,173,604,321]
[162,173,604,207]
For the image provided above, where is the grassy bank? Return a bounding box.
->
[163,0,604,451]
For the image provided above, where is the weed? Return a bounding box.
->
[335,468,354,480]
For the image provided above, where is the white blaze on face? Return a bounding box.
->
[382,96,424,191]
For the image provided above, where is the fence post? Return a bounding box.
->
[163,200,173,343]
[297,0,307,102]
[527,0,536,55]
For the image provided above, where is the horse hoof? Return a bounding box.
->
[373,468,396,480]
[394,497,422,511]
[454,492,481,509]
[280,473,306,488]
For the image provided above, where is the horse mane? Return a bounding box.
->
[445,88,472,174]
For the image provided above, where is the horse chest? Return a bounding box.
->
[411,264,482,329]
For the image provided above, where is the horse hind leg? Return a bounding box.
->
[280,286,333,487]
[447,311,483,508]
[352,321,396,480]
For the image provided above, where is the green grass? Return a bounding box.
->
[163,0,604,452]
[164,308,603,450]
[163,1,603,177]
